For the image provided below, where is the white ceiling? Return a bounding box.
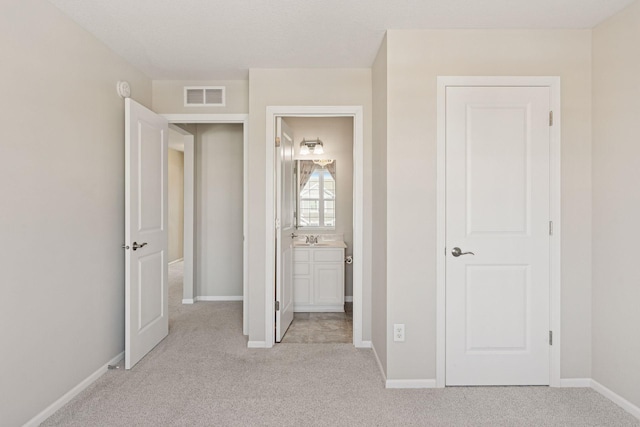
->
[48,0,634,80]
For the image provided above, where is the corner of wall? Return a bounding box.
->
[590,0,640,411]
[371,35,388,378]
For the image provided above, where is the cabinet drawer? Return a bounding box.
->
[293,249,310,262]
[313,249,344,263]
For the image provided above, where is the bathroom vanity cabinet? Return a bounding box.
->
[293,246,345,312]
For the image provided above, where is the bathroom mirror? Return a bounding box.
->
[296,160,336,229]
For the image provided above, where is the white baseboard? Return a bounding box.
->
[358,340,372,348]
[23,351,124,427]
[345,296,353,302]
[247,341,267,348]
[371,343,387,384]
[560,378,591,387]
[182,299,194,304]
[371,342,435,389]
[294,305,344,312]
[195,296,243,302]
[168,258,184,265]
[386,379,438,389]
[591,379,640,420]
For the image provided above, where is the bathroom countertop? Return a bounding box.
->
[293,241,347,249]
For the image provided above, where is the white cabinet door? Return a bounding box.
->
[313,263,344,306]
[445,86,551,385]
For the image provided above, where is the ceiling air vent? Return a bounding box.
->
[184,86,226,107]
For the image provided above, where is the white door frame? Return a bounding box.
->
[162,114,249,336]
[436,76,561,387]
[265,106,365,348]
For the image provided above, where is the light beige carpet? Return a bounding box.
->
[42,262,639,426]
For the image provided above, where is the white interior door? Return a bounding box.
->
[125,98,169,369]
[275,117,295,342]
[445,86,551,385]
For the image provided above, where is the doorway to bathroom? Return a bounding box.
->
[276,116,355,344]
[265,106,365,348]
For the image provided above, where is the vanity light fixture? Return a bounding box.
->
[299,138,324,155]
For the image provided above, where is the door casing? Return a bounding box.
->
[265,106,365,348]
[435,76,562,387]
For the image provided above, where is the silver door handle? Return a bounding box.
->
[132,242,148,251]
[452,247,474,257]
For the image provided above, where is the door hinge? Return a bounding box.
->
[549,221,553,236]
[275,301,280,311]
[275,137,281,147]
[549,111,554,127]
[549,331,553,345]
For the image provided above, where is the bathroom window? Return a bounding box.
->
[298,168,335,228]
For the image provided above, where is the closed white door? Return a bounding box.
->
[124,98,169,369]
[445,86,551,385]
[275,117,295,342]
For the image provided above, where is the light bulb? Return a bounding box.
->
[313,144,324,155]
[300,145,310,155]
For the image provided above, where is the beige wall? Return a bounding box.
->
[247,69,373,342]
[168,147,185,263]
[384,30,593,380]
[152,80,248,114]
[285,117,354,297]
[592,0,640,409]
[5,3,633,422]
[371,37,389,375]
[0,0,151,425]
[195,124,244,297]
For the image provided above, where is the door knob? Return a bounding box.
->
[132,242,148,251]
[452,247,474,257]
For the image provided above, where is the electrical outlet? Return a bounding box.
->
[393,324,405,342]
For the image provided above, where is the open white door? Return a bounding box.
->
[445,86,551,385]
[124,98,169,369]
[275,117,295,342]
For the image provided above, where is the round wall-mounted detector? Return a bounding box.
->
[117,81,131,98]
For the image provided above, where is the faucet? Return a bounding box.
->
[305,235,318,244]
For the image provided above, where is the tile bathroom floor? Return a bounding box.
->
[281,303,353,344]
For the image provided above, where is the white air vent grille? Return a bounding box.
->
[184,86,225,107]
